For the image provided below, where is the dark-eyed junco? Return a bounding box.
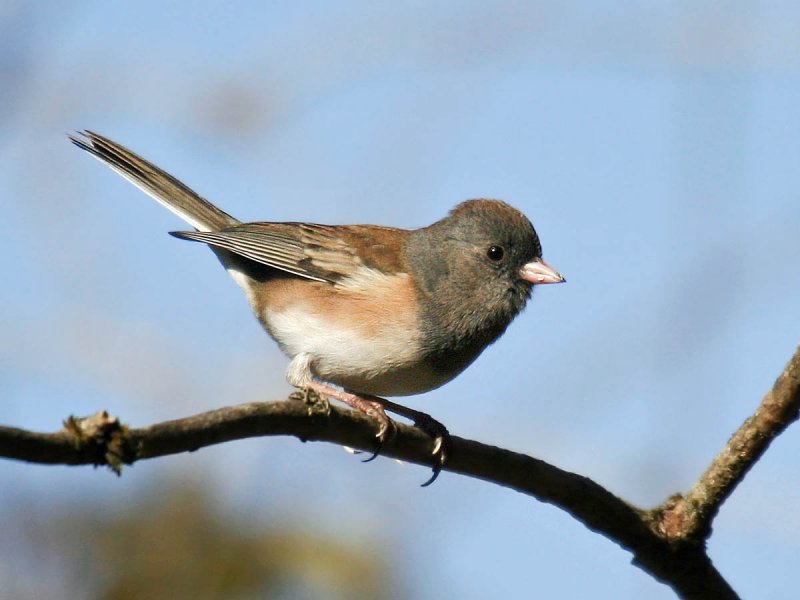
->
[69,131,564,484]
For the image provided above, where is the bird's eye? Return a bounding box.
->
[487,245,505,261]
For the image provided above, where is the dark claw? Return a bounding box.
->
[419,438,449,487]
[412,414,450,487]
[373,400,451,486]
[360,431,383,462]
[361,448,380,463]
[362,414,395,463]
[420,463,442,487]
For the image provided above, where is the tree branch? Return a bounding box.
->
[651,345,800,541]
[2,345,799,599]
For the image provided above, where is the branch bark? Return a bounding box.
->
[2,345,799,599]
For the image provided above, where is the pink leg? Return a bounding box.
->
[306,381,395,443]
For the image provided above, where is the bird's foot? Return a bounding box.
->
[305,382,396,461]
[376,398,451,486]
[302,382,450,485]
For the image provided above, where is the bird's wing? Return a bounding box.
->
[172,222,408,285]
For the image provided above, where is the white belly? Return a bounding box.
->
[263,305,451,396]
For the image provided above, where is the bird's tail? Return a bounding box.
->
[69,130,238,232]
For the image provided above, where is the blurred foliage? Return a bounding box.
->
[5,482,403,600]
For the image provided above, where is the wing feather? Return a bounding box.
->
[171,223,365,284]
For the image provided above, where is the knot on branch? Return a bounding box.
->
[63,411,132,474]
[645,493,711,547]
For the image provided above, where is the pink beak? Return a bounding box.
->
[519,258,565,284]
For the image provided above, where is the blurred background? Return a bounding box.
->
[1,1,799,598]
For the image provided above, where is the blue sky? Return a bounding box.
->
[2,2,800,598]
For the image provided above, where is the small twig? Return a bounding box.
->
[652,345,800,541]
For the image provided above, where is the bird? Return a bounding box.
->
[69,130,565,484]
